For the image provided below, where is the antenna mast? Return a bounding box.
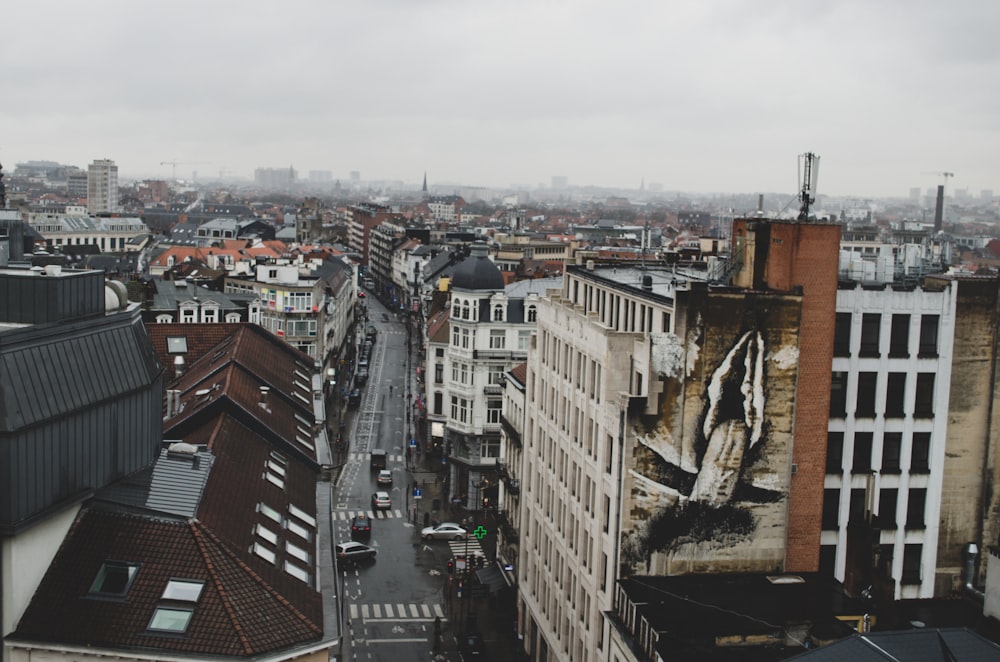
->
[797,152,820,220]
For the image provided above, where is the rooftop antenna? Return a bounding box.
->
[797,152,820,220]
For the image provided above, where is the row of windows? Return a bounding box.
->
[834,313,939,359]
[830,371,935,418]
[537,331,603,403]
[827,430,931,474]
[820,543,924,586]
[822,486,926,531]
[567,277,671,334]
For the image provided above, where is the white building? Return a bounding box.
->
[27,213,148,253]
[87,159,118,215]
[823,279,956,599]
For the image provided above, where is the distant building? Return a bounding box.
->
[254,166,297,189]
[87,158,118,214]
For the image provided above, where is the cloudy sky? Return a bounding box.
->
[3,1,997,198]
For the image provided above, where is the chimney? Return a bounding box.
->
[933,184,945,232]
[259,386,271,409]
[174,355,185,378]
[642,275,653,291]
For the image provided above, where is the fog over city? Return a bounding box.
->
[3,0,998,198]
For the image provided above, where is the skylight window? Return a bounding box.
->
[287,504,316,528]
[259,502,282,523]
[284,561,310,583]
[256,523,279,545]
[148,607,194,633]
[286,541,310,564]
[162,579,204,602]
[166,337,188,354]
[253,542,276,564]
[265,471,284,489]
[286,518,311,542]
[267,459,286,477]
[89,561,139,596]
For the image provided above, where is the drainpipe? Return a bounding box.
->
[963,542,985,603]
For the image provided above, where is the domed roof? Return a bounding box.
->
[452,243,504,291]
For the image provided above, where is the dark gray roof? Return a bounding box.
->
[452,242,503,291]
[787,628,1000,661]
[96,445,214,519]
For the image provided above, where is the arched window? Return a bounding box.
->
[493,305,503,321]
[462,302,471,320]
[453,301,461,318]
[527,305,537,322]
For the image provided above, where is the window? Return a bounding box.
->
[877,489,898,529]
[914,373,935,417]
[860,313,881,357]
[830,372,848,418]
[826,432,844,474]
[435,364,444,384]
[284,560,310,583]
[493,305,504,321]
[902,544,922,584]
[822,489,840,530]
[855,373,877,418]
[819,545,837,576]
[487,397,502,424]
[885,373,906,418]
[906,488,926,529]
[148,607,194,633]
[259,502,282,523]
[852,432,873,472]
[527,305,537,323]
[433,392,443,415]
[889,314,910,357]
[166,336,188,354]
[849,488,867,524]
[518,330,531,351]
[882,432,902,473]
[162,579,204,602]
[490,330,506,349]
[910,432,931,473]
[919,315,939,357]
[89,561,139,596]
[833,313,852,357]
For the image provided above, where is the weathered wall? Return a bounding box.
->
[621,288,803,575]
[933,276,1000,594]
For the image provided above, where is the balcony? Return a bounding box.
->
[484,383,503,396]
[497,510,519,545]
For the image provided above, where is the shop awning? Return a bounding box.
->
[475,565,508,593]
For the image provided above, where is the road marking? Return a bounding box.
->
[349,604,358,619]
[396,603,405,617]
[372,604,382,618]
[433,604,444,618]
[383,604,393,618]
[409,604,420,617]
[361,603,370,619]
[421,604,431,617]
[365,638,429,644]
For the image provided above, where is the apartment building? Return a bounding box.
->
[87,158,118,214]
[516,219,842,660]
[28,213,148,253]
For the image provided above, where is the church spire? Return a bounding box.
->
[422,171,428,195]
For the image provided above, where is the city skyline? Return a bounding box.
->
[2,1,998,199]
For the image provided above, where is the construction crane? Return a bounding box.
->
[797,152,820,221]
[160,160,210,181]
[922,171,955,190]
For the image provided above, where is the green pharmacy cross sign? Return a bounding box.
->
[473,525,488,540]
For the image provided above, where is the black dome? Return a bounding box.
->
[452,243,504,291]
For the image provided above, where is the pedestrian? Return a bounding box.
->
[389,385,394,396]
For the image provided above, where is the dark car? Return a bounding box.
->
[335,541,376,564]
[351,514,371,540]
[354,369,368,387]
[459,630,483,655]
[348,389,362,409]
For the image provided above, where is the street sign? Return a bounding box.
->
[414,487,423,499]
[410,438,417,448]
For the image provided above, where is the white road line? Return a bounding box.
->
[373,603,382,618]
[409,604,420,617]
[421,604,431,617]
[383,604,393,618]
[361,604,370,619]
[393,509,403,518]
[396,602,405,617]
[365,638,428,644]
[349,604,358,619]
[433,604,444,618]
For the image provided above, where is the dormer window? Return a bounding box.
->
[493,305,504,321]
[89,561,140,597]
[527,305,537,322]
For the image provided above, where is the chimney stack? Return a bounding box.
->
[933,184,945,232]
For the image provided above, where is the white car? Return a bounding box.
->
[421,522,468,541]
[372,491,391,510]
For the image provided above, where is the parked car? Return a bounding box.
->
[377,469,392,485]
[351,514,372,540]
[348,389,362,409]
[459,630,484,655]
[354,368,368,387]
[372,491,391,510]
[421,522,468,541]
[335,541,376,564]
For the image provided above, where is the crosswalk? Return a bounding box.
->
[448,537,485,559]
[349,452,404,463]
[348,602,446,621]
[334,509,403,520]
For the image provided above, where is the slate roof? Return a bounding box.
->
[451,243,504,291]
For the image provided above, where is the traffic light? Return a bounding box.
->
[447,559,454,574]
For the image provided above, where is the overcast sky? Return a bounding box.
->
[3,1,997,199]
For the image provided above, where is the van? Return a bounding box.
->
[369,449,387,471]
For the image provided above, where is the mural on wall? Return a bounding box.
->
[622,296,801,575]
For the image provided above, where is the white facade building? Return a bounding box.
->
[27,214,148,253]
[87,159,118,215]
[823,279,956,600]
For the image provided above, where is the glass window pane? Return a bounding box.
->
[162,579,204,602]
[149,607,193,632]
